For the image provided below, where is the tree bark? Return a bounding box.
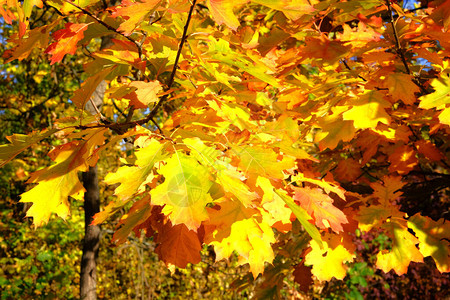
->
[80,165,101,300]
[79,32,112,300]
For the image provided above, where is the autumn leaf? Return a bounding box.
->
[343,90,391,129]
[105,138,168,199]
[293,187,348,232]
[376,221,423,275]
[231,145,295,181]
[384,73,420,105]
[20,170,85,228]
[256,177,292,228]
[126,81,162,108]
[204,200,275,278]
[388,144,418,174]
[315,107,357,150]
[274,190,323,248]
[301,36,351,65]
[155,222,202,268]
[207,0,247,30]
[19,129,107,227]
[112,196,153,244]
[112,0,163,35]
[253,0,314,20]
[4,21,56,62]
[408,214,450,273]
[305,233,355,281]
[45,22,91,64]
[0,128,59,167]
[71,66,116,109]
[150,151,214,231]
[419,73,450,110]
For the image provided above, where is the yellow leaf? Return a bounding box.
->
[305,233,355,281]
[231,145,295,181]
[151,151,214,231]
[419,73,450,110]
[205,200,275,278]
[20,170,85,228]
[105,139,168,199]
[376,221,423,275]
[0,128,59,167]
[256,177,292,227]
[343,90,391,129]
[408,214,450,273]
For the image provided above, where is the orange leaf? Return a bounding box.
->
[388,144,418,174]
[71,66,115,109]
[384,73,420,105]
[112,195,153,245]
[45,22,90,64]
[127,81,162,108]
[207,0,248,30]
[155,223,202,268]
[293,187,348,232]
[415,140,444,162]
[112,0,162,35]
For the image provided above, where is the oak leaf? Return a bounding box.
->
[150,151,214,231]
[71,66,115,109]
[305,233,355,281]
[408,214,450,273]
[0,128,59,167]
[45,22,90,64]
[293,187,348,232]
[376,221,423,275]
[112,195,153,244]
[112,0,162,35]
[343,90,391,129]
[105,139,168,199]
[155,223,202,268]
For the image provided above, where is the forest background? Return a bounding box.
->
[0,0,449,299]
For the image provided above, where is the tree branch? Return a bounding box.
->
[385,0,411,75]
[143,0,197,123]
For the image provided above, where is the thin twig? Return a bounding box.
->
[77,0,198,133]
[112,98,127,119]
[340,59,367,82]
[61,0,143,59]
[143,0,197,123]
[385,0,411,74]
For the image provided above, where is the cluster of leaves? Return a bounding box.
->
[1,0,449,296]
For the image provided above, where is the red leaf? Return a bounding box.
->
[45,22,90,64]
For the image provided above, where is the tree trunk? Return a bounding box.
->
[79,31,112,300]
[80,165,101,300]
